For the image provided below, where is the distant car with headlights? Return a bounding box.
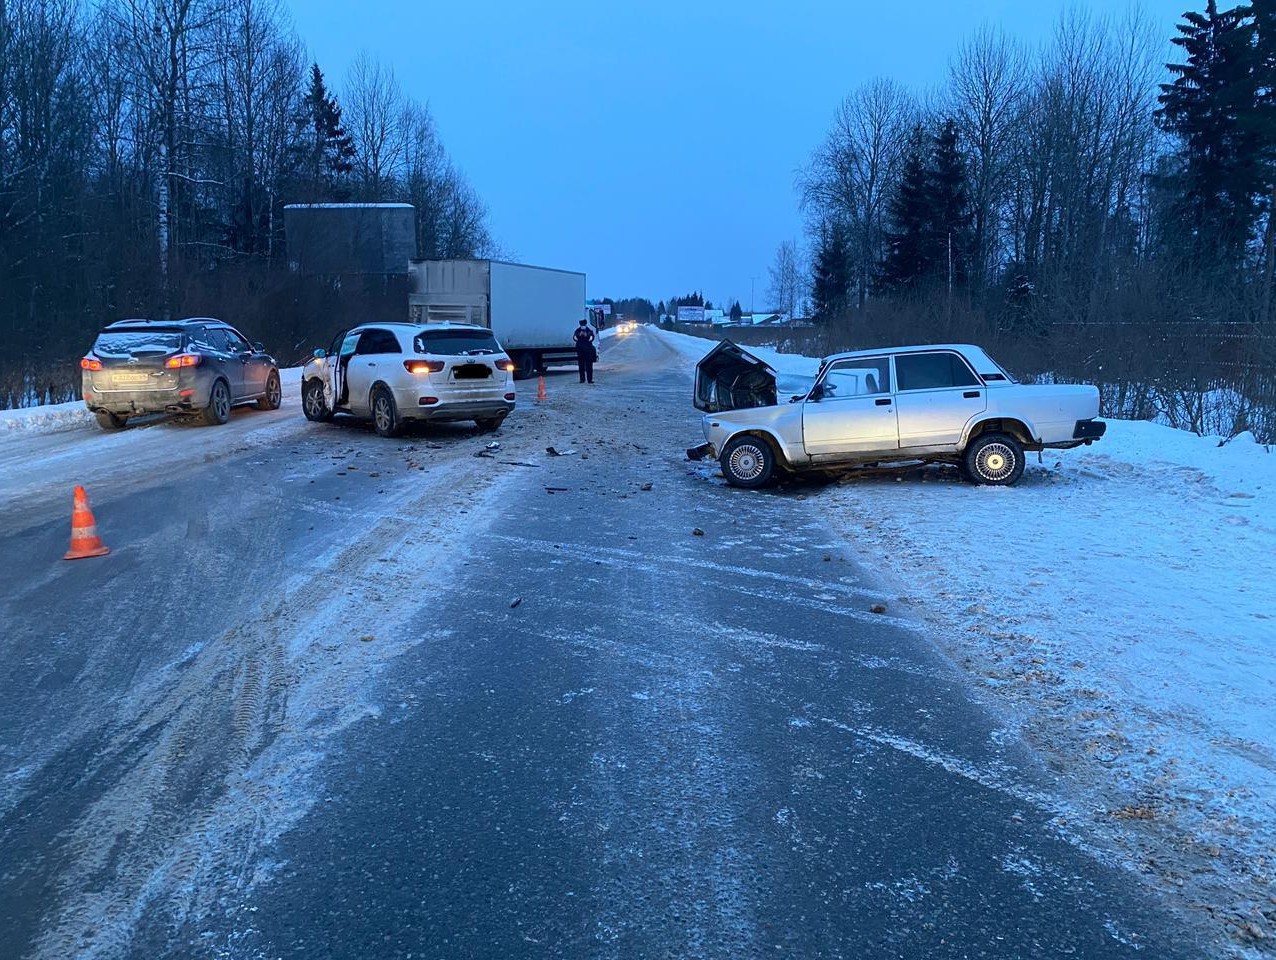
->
[301,322,517,437]
[81,318,281,430]
[689,341,1105,488]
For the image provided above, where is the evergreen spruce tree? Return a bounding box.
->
[295,64,356,201]
[811,222,851,322]
[729,300,743,323]
[1156,1,1263,263]
[927,118,973,288]
[879,127,932,290]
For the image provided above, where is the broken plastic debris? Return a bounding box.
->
[546,446,578,457]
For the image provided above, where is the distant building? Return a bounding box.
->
[284,203,416,275]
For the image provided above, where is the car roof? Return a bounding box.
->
[823,343,988,363]
[104,318,226,329]
[349,322,491,333]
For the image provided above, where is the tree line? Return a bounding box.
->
[777,3,1276,441]
[0,0,493,406]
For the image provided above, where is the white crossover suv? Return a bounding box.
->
[689,341,1106,488]
[301,322,517,436]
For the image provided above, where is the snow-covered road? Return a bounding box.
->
[0,327,1247,957]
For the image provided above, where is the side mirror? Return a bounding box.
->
[313,348,326,359]
[253,342,266,353]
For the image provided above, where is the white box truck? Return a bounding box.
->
[408,259,587,379]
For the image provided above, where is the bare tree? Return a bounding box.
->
[766,240,803,317]
[800,77,915,308]
[345,50,406,199]
[947,25,1027,291]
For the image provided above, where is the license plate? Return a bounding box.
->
[453,364,492,380]
[113,372,151,384]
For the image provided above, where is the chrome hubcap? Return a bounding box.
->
[977,442,1016,481]
[729,444,765,481]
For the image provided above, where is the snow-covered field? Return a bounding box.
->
[656,325,1276,945]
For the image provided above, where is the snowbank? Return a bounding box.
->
[653,324,1276,941]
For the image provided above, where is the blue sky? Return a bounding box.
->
[289,0,1194,308]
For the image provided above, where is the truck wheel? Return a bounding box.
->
[201,379,231,426]
[720,435,775,489]
[95,411,127,430]
[515,352,538,380]
[963,433,1025,486]
[257,370,282,410]
[371,385,401,437]
[302,379,333,422]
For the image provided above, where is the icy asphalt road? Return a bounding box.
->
[0,328,1215,958]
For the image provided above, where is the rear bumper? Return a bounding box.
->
[84,389,198,415]
[1072,418,1107,441]
[407,398,516,422]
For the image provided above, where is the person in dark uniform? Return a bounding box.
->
[573,318,597,384]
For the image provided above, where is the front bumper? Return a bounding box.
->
[1073,419,1107,441]
[687,442,715,461]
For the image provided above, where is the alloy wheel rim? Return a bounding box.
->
[977,442,1016,481]
[215,386,229,419]
[305,385,321,416]
[375,397,391,431]
[269,377,281,406]
[729,444,765,481]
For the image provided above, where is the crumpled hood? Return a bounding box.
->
[693,340,778,412]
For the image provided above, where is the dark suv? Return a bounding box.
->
[81,318,281,429]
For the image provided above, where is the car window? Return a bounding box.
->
[93,329,185,358]
[355,328,402,355]
[895,351,980,391]
[414,329,502,356]
[819,357,891,398]
[339,331,361,358]
[330,331,347,357]
[187,327,222,353]
[221,328,251,353]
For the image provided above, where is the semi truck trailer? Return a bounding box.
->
[407,259,587,379]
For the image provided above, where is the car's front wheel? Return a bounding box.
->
[257,370,282,410]
[720,435,776,489]
[963,433,1025,486]
[302,379,333,422]
[371,385,401,437]
[94,411,127,431]
[201,379,231,426]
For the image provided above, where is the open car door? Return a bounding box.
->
[693,340,778,412]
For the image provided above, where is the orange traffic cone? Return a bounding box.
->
[64,485,110,560]
[536,376,548,402]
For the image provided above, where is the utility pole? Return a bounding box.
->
[750,275,759,318]
[947,231,953,326]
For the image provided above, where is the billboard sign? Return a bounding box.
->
[676,306,707,324]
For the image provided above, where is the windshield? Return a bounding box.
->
[414,329,502,356]
[92,329,185,358]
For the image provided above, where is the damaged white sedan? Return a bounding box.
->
[688,342,1106,488]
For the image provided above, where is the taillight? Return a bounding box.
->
[404,360,445,374]
[496,358,517,373]
[80,357,103,371]
[164,353,202,369]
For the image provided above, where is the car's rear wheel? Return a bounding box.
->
[371,385,401,437]
[721,435,775,489]
[257,370,282,410]
[963,433,1025,486]
[201,379,231,426]
[302,379,333,422]
[94,411,127,431]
